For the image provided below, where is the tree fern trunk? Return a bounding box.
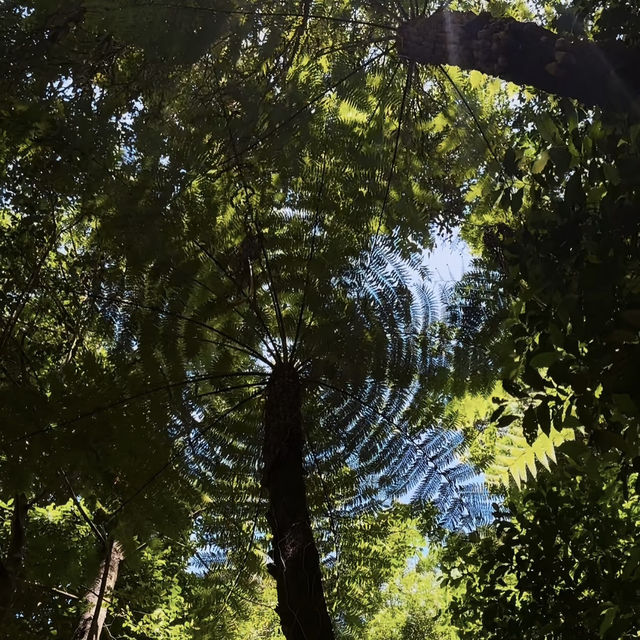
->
[397,10,640,112]
[262,363,334,640]
[72,540,123,640]
[0,493,28,623]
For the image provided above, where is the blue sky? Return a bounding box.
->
[424,232,472,284]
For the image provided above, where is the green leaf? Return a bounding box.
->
[532,150,550,174]
[529,351,560,369]
[599,606,618,637]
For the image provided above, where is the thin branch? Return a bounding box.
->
[393,0,410,20]
[308,378,469,504]
[61,471,106,546]
[127,3,398,31]
[217,501,262,614]
[361,0,399,19]
[278,0,311,76]
[191,240,281,359]
[195,381,267,400]
[309,34,395,60]
[252,220,289,364]
[354,60,402,155]
[306,442,341,591]
[205,47,391,182]
[26,580,81,601]
[182,334,274,365]
[0,234,56,356]
[373,61,414,245]
[310,378,412,431]
[93,293,271,366]
[6,371,266,448]
[437,65,507,183]
[190,274,279,362]
[235,591,278,612]
[290,153,327,361]
[207,64,288,365]
[108,389,264,521]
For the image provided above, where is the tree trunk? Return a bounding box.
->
[0,493,28,623]
[397,9,640,113]
[72,540,124,640]
[262,362,334,640]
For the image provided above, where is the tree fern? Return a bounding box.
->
[0,0,521,634]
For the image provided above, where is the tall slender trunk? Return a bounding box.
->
[72,539,124,640]
[397,10,640,113]
[0,493,28,623]
[262,363,334,640]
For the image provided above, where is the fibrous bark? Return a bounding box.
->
[0,493,28,623]
[397,9,640,113]
[262,362,334,640]
[72,540,124,640]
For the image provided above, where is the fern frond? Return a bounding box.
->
[488,426,574,490]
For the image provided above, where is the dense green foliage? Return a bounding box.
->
[443,441,640,639]
[2,0,640,638]
[436,2,640,638]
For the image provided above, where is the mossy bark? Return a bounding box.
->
[397,10,640,113]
